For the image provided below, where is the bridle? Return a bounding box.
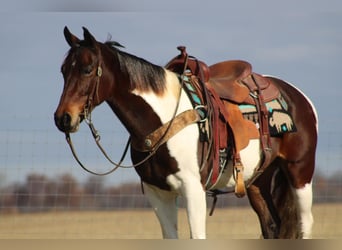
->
[64,51,191,176]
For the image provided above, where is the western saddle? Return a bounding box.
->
[166,46,279,197]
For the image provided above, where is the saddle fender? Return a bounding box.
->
[222,101,259,152]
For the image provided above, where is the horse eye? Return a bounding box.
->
[82,65,93,75]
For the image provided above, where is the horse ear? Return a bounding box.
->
[82,27,97,48]
[64,26,80,47]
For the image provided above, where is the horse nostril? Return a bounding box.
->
[54,112,72,132]
[62,113,72,127]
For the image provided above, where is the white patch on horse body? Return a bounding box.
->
[211,139,262,190]
[239,139,263,180]
[292,182,314,239]
[131,69,200,191]
[131,70,206,238]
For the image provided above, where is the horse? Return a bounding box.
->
[54,27,318,239]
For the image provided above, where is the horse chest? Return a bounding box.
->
[131,75,201,191]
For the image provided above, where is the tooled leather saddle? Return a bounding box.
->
[166,46,279,197]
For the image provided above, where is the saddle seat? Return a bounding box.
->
[209,61,279,105]
[208,60,251,103]
[166,46,278,105]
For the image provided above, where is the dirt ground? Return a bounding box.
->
[0,203,341,239]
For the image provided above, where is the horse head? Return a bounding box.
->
[54,26,105,133]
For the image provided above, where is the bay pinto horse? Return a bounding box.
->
[54,27,318,239]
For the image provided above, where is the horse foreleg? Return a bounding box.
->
[168,171,207,239]
[143,182,179,239]
[180,177,207,239]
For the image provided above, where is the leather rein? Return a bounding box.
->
[65,54,200,176]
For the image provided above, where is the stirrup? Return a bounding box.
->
[234,161,246,198]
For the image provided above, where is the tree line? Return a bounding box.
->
[0,171,341,213]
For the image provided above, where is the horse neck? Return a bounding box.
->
[102,60,188,140]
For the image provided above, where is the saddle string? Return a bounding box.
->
[65,132,126,176]
[65,53,192,175]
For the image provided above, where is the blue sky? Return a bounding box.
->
[0,0,341,186]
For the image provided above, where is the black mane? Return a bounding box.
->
[104,41,166,93]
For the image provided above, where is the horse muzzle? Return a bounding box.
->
[54,112,81,133]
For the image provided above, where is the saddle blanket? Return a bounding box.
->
[239,95,296,136]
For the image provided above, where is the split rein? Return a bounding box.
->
[65,56,191,176]
[65,114,134,176]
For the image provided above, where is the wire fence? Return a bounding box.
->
[0,119,341,238]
